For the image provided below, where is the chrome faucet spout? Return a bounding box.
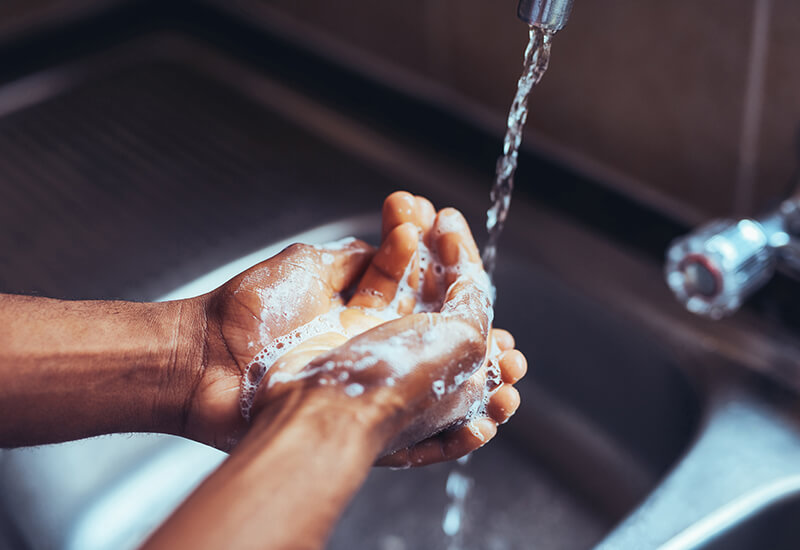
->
[517,0,574,32]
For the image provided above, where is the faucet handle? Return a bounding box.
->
[665,219,777,319]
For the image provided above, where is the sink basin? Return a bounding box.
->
[0,17,797,550]
[699,492,800,550]
[0,215,700,550]
[0,36,703,542]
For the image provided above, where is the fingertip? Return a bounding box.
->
[491,328,515,351]
[348,222,419,309]
[415,196,436,237]
[382,191,418,240]
[471,417,498,443]
[378,222,419,278]
[442,419,497,460]
[435,208,468,236]
[388,417,500,468]
[376,448,411,468]
[384,191,415,210]
[487,385,520,424]
[499,349,527,384]
[433,208,481,267]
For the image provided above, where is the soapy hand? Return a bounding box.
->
[182,192,526,464]
[181,237,375,449]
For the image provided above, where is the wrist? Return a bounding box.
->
[251,384,392,458]
[154,297,208,437]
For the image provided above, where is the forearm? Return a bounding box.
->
[143,392,385,550]
[0,294,202,446]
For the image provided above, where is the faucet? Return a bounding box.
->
[514,0,800,322]
[665,194,800,319]
[517,0,574,31]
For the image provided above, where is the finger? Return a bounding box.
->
[440,276,492,341]
[486,384,520,424]
[348,222,419,311]
[222,241,371,348]
[433,210,492,333]
[432,208,482,284]
[442,418,497,460]
[311,239,376,293]
[491,328,515,351]
[377,418,497,467]
[382,192,436,301]
[268,332,349,377]
[376,438,443,468]
[381,191,436,244]
[417,199,436,246]
[499,349,527,384]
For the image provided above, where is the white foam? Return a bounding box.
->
[238,223,499,423]
[252,267,317,346]
[433,209,465,236]
[347,328,421,377]
[239,304,346,420]
[314,236,357,251]
[345,383,365,397]
[462,330,505,423]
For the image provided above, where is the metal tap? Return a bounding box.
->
[517,0,574,32]
[665,195,800,319]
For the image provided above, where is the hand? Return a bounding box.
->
[178,191,527,462]
[249,192,527,465]
[180,239,375,449]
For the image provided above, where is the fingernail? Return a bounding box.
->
[469,418,497,443]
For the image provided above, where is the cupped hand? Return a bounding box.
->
[250,192,527,465]
[179,191,526,462]
[181,238,374,449]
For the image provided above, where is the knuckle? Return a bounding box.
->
[284,242,313,256]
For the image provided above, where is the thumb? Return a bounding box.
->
[312,238,375,293]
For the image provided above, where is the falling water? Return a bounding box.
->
[482,26,554,278]
[438,26,556,550]
[442,455,473,550]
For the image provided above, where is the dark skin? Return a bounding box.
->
[183,192,525,461]
[0,192,528,549]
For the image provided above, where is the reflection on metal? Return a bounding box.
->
[596,391,800,549]
[517,0,574,31]
[665,196,800,318]
[660,477,800,550]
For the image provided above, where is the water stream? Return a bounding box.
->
[441,25,556,550]
[481,26,554,278]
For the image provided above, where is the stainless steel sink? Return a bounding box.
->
[0,213,700,550]
[699,490,800,550]
[1,26,799,550]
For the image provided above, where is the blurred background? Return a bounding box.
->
[0,1,800,549]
